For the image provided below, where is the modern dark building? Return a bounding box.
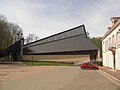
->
[22,25,99,63]
[3,38,24,61]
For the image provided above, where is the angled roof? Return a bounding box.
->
[4,38,24,55]
[102,18,120,41]
[24,25,87,47]
[24,35,98,54]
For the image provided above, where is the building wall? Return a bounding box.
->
[102,24,120,70]
[116,49,120,69]
[22,55,90,63]
[23,25,99,63]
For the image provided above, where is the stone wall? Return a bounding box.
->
[22,55,90,63]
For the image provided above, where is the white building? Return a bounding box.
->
[102,17,120,70]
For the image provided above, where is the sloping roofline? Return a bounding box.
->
[24,24,87,46]
[102,19,120,41]
[23,35,99,55]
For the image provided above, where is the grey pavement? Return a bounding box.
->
[0,66,120,90]
[99,66,120,81]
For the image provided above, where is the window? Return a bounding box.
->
[105,41,107,51]
[118,29,120,45]
[106,39,109,51]
[109,38,111,47]
[112,35,115,46]
[114,34,116,46]
[116,33,118,46]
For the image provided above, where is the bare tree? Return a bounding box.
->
[7,23,23,44]
[25,34,39,44]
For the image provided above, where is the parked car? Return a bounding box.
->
[80,62,98,70]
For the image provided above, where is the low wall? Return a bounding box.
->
[22,55,90,63]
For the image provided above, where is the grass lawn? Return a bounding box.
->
[23,61,73,66]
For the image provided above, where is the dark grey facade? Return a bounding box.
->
[3,38,24,61]
[23,25,99,62]
[24,35,98,55]
[2,25,99,62]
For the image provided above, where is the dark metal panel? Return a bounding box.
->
[23,35,98,54]
[24,25,87,48]
[23,24,98,55]
[4,38,24,61]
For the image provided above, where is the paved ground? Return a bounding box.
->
[99,66,120,80]
[0,65,120,90]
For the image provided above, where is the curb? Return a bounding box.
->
[98,70,120,86]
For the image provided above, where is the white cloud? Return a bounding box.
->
[76,0,120,37]
[0,0,120,38]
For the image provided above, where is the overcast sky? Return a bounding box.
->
[0,0,120,38]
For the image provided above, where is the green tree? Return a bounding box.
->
[0,14,23,51]
[0,15,9,50]
[90,37,102,58]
